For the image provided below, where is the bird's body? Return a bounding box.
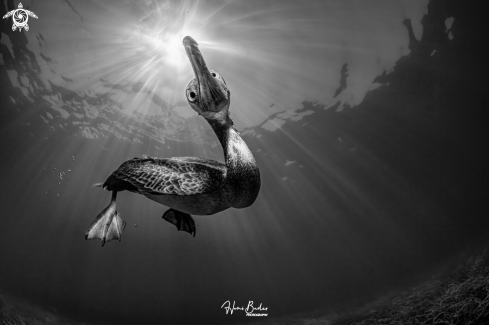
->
[85,36,260,246]
[103,157,228,215]
[101,149,259,216]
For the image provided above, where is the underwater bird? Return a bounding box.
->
[85,36,261,246]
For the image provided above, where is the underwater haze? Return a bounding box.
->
[1,0,488,324]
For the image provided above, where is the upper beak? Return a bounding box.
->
[183,36,228,112]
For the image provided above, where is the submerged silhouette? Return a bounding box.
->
[85,36,261,246]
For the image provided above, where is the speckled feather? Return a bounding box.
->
[103,157,226,196]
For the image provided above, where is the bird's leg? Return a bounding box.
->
[162,209,196,237]
[85,191,126,246]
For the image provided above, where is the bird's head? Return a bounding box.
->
[183,36,230,121]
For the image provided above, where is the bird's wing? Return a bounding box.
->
[26,10,38,18]
[106,157,226,196]
[2,11,13,19]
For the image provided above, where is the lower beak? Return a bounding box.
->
[183,36,228,112]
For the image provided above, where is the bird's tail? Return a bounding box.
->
[85,191,126,247]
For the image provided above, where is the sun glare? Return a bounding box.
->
[107,26,194,113]
[164,34,187,66]
[135,30,187,69]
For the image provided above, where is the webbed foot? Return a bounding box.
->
[162,209,196,237]
[85,191,126,246]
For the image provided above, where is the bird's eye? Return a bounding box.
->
[187,89,197,102]
[210,70,226,84]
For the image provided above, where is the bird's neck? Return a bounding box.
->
[206,114,260,208]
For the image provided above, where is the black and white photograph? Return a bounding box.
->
[1,0,488,324]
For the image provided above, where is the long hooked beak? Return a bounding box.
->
[183,36,228,112]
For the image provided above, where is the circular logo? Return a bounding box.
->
[13,9,28,28]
